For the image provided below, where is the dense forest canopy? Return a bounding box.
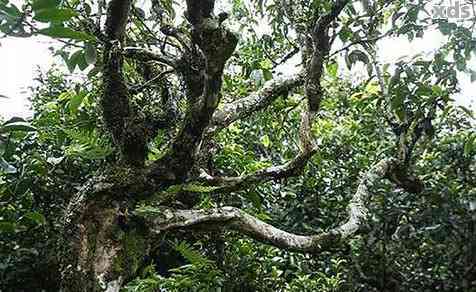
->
[0,0,475,291]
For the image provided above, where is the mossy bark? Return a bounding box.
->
[60,202,150,291]
[57,1,247,290]
[59,169,153,292]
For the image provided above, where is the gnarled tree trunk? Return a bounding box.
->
[60,174,152,291]
[55,0,427,290]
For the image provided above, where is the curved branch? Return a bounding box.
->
[196,109,317,193]
[141,158,397,253]
[123,47,178,68]
[207,72,304,135]
[199,146,317,193]
[129,69,174,94]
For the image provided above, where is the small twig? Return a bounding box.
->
[130,69,174,94]
[272,45,299,69]
[329,33,391,58]
[131,9,161,44]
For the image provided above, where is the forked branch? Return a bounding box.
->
[198,146,317,193]
[196,108,317,193]
[150,0,238,180]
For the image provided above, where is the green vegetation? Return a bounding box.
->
[0,0,475,291]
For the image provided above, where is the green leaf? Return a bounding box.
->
[58,91,72,101]
[438,22,455,36]
[0,121,36,133]
[259,59,272,70]
[31,0,60,11]
[23,212,46,225]
[0,156,16,173]
[327,62,338,78]
[67,50,82,72]
[464,134,474,157]
[66,50,89,72]
[431,85,443,96]
[84,42,97,65]
[338,26,352,42]
[262,69,273,81]
[261,134,271,148]
[68,91,86,113]
[34,8,77,22]
[244,191,262,209]
[365,82,380,95]
[77,51,88,70]
[175,241,210,266]
[470,70,476,83]
[38,26,94,41]
[391,95,405,122]
[0,2,21,18]
[4,116,27,123]
[459,105,474,119]
[0,222,16,233]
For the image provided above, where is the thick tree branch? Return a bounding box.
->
[150,0,238,180]
[207,72,304,135]
[101,0,152,166]
[104,0,130,40]
[305,0,350,112]
[192,2,351,187]
[141,158,398,253]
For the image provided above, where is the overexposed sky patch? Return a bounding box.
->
[0,5,475,119]
[0,36,56,119]
[377,30,475,109]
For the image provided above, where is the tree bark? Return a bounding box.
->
[52,1,428,290]
[59,171,154,291]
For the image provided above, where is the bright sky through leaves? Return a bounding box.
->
[0,1,475,119]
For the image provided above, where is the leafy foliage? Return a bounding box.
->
[0,0,475,291]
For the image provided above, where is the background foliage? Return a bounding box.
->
[1,0,475,291]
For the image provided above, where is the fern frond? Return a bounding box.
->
[175,241,212,267]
